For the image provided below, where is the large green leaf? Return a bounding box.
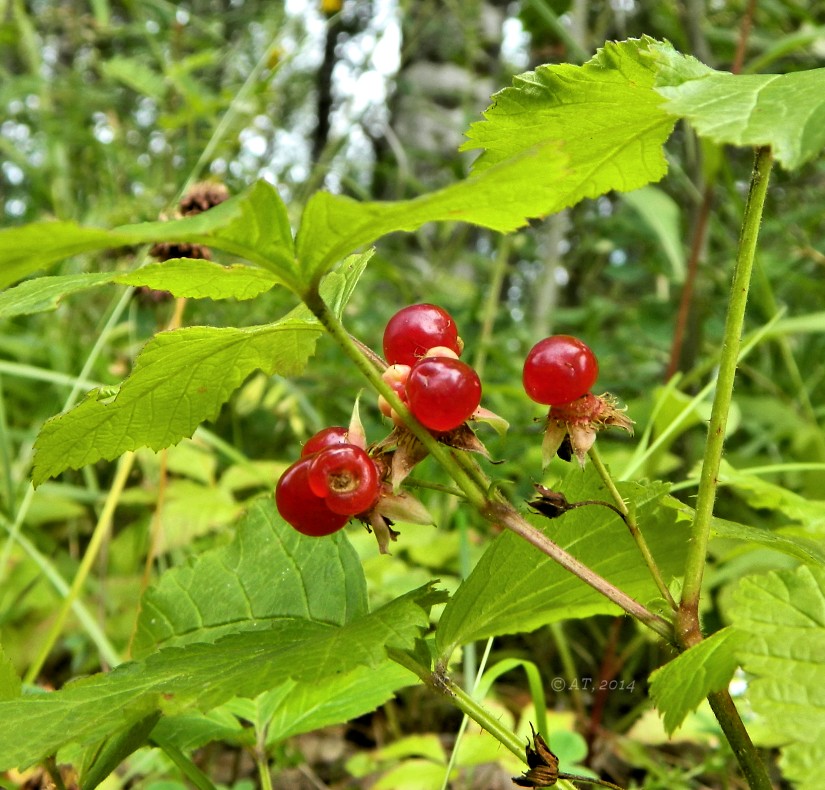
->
[32,319,319,485]
[0,272,115,318]
[295,139,569,282]
[31,258,368,485]
[0,181,295,290]
[115,259,281,300]
[461,38,677,203]
[131,497,368,657]
[648,627,741,735]
[0,586,435,771]
[650,43,825,170]
[729,566,825,790]
[435,466,687,661]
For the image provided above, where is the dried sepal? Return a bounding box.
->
[470,405,510,436]
[513,723,560,788]
[347,394,368,450]
[364,511,400,555]
[436,422,492,459]
[375,487,435,526]
[541,393,634,468]
[527,485,572,519]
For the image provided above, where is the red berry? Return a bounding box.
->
[275,457,349,537]
[522,335,598,406]
[405,357,482,432]
[383,304,461,366]
[307,445,380,515]
[301,426,350,457]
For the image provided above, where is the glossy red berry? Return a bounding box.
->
[383,304,461,366]
[522,335,598,406]
[405,356,482,432]
[275,457,349,537]
[307,445,380,515]
[301,426,350,457]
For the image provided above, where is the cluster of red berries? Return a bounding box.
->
[275,300,616,540]
[379,304,481,432]
[275,426,380,537]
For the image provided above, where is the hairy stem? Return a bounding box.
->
[588,447,677,610]
[679,146,773,630]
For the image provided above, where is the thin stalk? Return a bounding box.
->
[588,447,676,610]
[708,690,773,790]
[679,146,773,634]
[24,452,135,683]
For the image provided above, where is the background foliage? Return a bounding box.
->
[2,1,825,788]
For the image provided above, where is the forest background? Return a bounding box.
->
[1,1,825,789]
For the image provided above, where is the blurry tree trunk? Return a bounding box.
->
[372,0,511,198]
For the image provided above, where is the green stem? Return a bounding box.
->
[707,690,773,790]
[679,146,773,632]
[588,447,676,610]
[24,452,135,683]
[388,649,525,760]
[676,147,775,790]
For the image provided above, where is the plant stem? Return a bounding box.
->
[24,452,135,683]
[588,447,676,610]
[679,146,773,640]
[676,147,775,790]
[707,690,773,790]
[485,501,674,644]
[388,648,525,760]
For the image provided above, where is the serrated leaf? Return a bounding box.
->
[435,466,686,660]
[729,566,825,789]
[116,259,280,300]
[462,38,676,206]
[32,319,320,485]
[0,272,115,318]
[0,585,435,771]
[649,42,825,170]
[132,497,368,657]
[0,181,295,290]
[100,56,167,100]
[31,261,367,485]
[296,140,569,281]
[649,627,741,735]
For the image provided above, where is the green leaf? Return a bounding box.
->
[32,319,320,485]
[649,627,741,735]
[132,497,368,657]
[462,37,677,203]
[0,272,115,318]
[80,713,162,790]
[296,140,569,282]
[0,181,295,290]
[435,466,686,660]
[0,643,21,701]
[99,56,167,100]
[116,259,280,300]
[729,566,825,790]
[622,186,685,282]
[0,586,435,771]
[650,43,825,170]
[260,660,417,745]
[31,259,367,485]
